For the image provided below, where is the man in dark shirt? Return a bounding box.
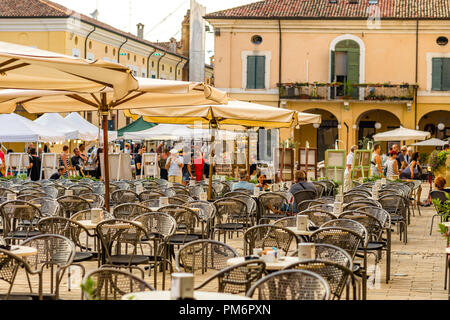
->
[27,148,41,181]
[71,148,83,175]
[134,146,145,177]
[290,170,317,213]
[50,167,65,180]
[396,146,408,173]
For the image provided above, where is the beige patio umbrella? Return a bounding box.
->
[0,78,227,210]
[373,126,431,141]
[125,100,307,199]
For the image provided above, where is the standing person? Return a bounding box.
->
[27,148,41,181]
[181,150,194,185]
[124,143,131,154]
[370,144,384,177]
[193,151,205,182]
[165,149,183,184]
[59,145,70,178]
[405,147,413,164]
[0,143,4,177]
[43,143,50,153]
[385,150,399,178]
[156,143,164,154]
[79,143,88,166]
[344,145,357,192]
[396,146,408,173]
[94,147,103,179]
[71,148,84,176]
[158,148,170,180]
[400,151,423,204]
[134,146,145,178]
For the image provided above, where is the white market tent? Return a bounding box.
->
[122,123,242,141]
[373,126,431,141]
[33,113,79,140]
[0,113,65,142]
[411,138,447,147]
[64,112,118,142]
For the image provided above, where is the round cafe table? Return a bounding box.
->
[122,290,252,300]
[0,245,37,258]
[227,256,300,271]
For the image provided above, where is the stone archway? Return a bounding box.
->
[419,110,450,140]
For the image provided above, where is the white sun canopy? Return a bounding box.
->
[0,113,65,142]
[373,126,431,141]
[64,112,118,142]
[33,113,79,140]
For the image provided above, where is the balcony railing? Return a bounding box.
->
[278,82,417,101]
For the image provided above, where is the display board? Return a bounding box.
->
[100,153,133,181]
[5,153,29,177]
[351,150,371,185]
[40,153,57,180]
[140,153,158,179]
[325,149,346,185]
[277,148,294,181]
[297,147,318,180]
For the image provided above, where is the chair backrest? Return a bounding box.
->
[70,208,113,221]
[293,190,318,208]
[0,248,36,286]
[168,196,188,205]
[310,226,364,259]
[187,185,205,199]
[112,203,151,220]
[430,190,448,203]
[36,216,91,249]
[297,199,326,213]
[18,187,44,196]
[157,205,201,234]
[17,194,42,201]
[246,269,330,300]
[57,195,91,218]
[343,199,381,211]
[320,180,336,196]
[378,194,406,217]
[79,193,105,208]
[186,200,216,221]
[138,190,165,202]
[273,216,316,229]
[308,204,334,213]
[243,224,300,255]
[175,239,239,274]
[311,182,326,197]
[110,190,139,205]
[288,243,353,268]
[0,200,42,240]
[343,193,368,203]
[169,186,190,197]
[132,212,176,240]
[68,184,94,196]
[320,219,368,245]
[22,234,75,268]
[339,211,383,240]
[42,185,59,199]
[30,197,60,217]
[213,197,248,225]
[82,268,154,300]
[258,192,289,216]
[299,209,337,227]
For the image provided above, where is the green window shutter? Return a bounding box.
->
[441,58,450,91]
[255,56,266,89]
[347,49,360,99]
[330,50,335,82]
[247,56,256,89]
[432,57,443,91]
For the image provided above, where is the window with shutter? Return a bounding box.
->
[247,55,266,89]
[432,57,450,91]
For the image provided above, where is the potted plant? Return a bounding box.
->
[431,192,450,242]
[343,80,354,99]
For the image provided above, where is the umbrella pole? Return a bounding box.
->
[101,93,110,212]
[208,123,217,201]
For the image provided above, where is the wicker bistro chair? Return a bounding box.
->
[343,199,381,211]
[243,224,301,256]
[195,260,266,294]
[21,234,75,300]
[16,194,43,202]
[430,190,449,235]
[133,212,177,290]
[212,198,249,243]
[57,195,91,219]
[112,203,152,220]
[187,185,205,200]
[23,182,41,188]
[175,240,239,284]
[378,193,407,244]
[142,180,159,189]
[95,219,150,278]
[79,193,105,209]
[141,199,160,208]
[320,180,337,197]
[311,182,326,198]
[246,269,330,300]
[168,186,190,197]
[345,188,372,198]
[258,192,290,224]
[82,268,154,300]
[110,190,139,207]
[299,209,337,226]
[17,188,46,197]
[173,194,194,203]
[186,200,216,238]
[0,187,15,202]
[225,194,258,226]
[343,193,369,203]
[53,184,67,198]
[29,197,60,217]
[168,196,189,205]
[42,186,59,199]
[138,190,165,203]
[297,199,329,213]
[0,200,42,244]
[308,204,335,214]
[292,190,318,213]
[68,184,94,196]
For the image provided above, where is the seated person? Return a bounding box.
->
[290,170,317,213]
[232,169,255,192]
[50,167,66,180]
[71,148,84,176]
[256,174,269,191]
[435,176,450,193]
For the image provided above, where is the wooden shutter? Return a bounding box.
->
[347,49,360,99]
[432,58,443,91]
[255,56,266,89]
[330,50,336,98]
[442,58,450,91]
[247,56,256,89]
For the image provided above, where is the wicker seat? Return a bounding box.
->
[110,190,139,206]
[112,203,152,220]
[82,268,154,300]
[79,193,105,208]
[258,193,289,224]
[244,224,300,256]
[22,234,75,300]
[213,198,249,243]
[246,270,330,300]
[196,260,266,294]
[57,195,91,219]
[0,200,42,244]
[378,194,407,244]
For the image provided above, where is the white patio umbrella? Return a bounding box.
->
[33,113,79,140]
[373,126,431,141]
[411,138,448,147]
[0,113,65,142]
[64,112,117,142]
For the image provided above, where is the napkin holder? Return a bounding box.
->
[171,273,194,300]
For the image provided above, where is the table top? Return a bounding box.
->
[0,245,37,258]
[78,219,143,230]
[285,227,314,236]
[227,256,301,271]
[122,291,252,301]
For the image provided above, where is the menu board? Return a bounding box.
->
[325,149,346,185]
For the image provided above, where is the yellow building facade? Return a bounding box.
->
[206,1,450,161]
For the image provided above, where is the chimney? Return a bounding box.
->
[169,38,177,53]
[137,23,144,40]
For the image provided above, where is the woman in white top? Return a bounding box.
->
[385,150,399,178]
[370,144,384,177]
